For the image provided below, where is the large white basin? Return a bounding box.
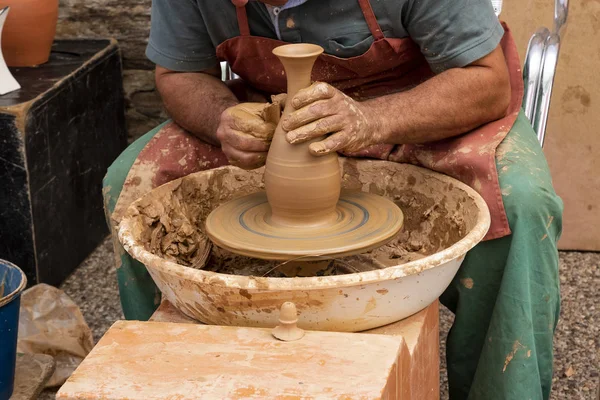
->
[118,159,490,332]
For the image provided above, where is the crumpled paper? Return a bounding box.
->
[17,284,94,387]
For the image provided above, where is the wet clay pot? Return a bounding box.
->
[264,44,342,227]
[0,0,58,67]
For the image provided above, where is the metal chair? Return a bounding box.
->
[220,0,569,148]
[519,0,569,147]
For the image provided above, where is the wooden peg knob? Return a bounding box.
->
[272,302,305,341]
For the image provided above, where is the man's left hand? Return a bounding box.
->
[280,82,385,156]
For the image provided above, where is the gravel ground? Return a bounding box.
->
[40,237,599,399]
[38,238,123,400]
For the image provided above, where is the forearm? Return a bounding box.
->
[155,66,238,146]
[366,49,511,144]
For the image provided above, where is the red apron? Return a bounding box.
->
[113,0,523,242]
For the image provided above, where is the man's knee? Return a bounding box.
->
[497,118,564,240]
[502,175,563,239]
[103,126,162,215]
[103,148,134,214]
[104,153,129,189]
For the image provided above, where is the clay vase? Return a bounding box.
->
[0,0,58,67]
[264,44,341,227]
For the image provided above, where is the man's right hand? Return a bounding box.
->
[216,97,284,170]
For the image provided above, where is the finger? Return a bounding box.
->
[223,145,268,170]
[222,128,271,152]
[308,131,348,156]
[285,115,345,144]
[281,99,336,132]
[291,82,336,109]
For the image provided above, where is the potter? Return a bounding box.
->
[103,1,563,399]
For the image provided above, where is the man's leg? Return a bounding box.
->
[103,123,167,320]
[440,110,563,399]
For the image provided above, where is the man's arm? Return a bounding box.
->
[155,66,238,146]
[369,44,511,144]
[156,66,278,169]
[282,44,511,155]
[147,0,276,169]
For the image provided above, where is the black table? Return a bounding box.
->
[0,39,127,286]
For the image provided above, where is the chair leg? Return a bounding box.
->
[532,34,561,147]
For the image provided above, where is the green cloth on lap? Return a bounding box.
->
[440,111,562,399]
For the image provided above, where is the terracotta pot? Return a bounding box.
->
[0,0,58,67]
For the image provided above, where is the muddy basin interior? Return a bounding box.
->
[119,159,490,332]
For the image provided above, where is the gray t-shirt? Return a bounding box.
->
[146,0,503,74]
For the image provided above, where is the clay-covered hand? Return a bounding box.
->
[281,82,384,156]
[216,95,285,169]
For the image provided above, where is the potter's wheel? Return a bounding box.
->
[205,190,404,260]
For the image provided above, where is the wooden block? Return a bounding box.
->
[57,321,406,399]
[147,299,440,399]
[366,302,440,400]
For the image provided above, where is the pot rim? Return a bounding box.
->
[118,163,491,291]
[0,259,27,308]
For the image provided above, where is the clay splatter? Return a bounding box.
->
[503,340,525,372]
[460,278,474,289]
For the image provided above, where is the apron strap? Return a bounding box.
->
[234,2,251,36]
[357,0,385,40]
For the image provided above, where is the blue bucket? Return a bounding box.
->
[0,260,27,400]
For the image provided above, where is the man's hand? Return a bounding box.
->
[281,82,384,156]
[279,44,511,150]
[216,95,285,169]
